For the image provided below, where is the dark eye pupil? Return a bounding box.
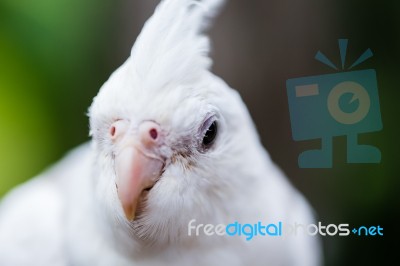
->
[202,121,218,147]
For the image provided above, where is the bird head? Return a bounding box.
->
[88,0,263,248]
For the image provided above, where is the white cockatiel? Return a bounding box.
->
[0,0,321,265]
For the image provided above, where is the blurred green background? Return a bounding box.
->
[0,0,398,265]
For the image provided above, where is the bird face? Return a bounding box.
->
[110,106,220,222]
[88,64,244,244]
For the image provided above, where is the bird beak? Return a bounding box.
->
[114,121,164,221]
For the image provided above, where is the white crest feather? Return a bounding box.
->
[130,0,225,88]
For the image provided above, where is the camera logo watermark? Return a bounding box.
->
[286,39,382,168]
[188,220,383,241]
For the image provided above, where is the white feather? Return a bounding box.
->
[130,0,224,88]
[0,0,322,265]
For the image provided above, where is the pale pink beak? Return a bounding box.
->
[113,121,164,221]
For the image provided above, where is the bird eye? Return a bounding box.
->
[202,120,218,148]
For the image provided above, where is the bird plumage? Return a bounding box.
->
[0,0,321,265]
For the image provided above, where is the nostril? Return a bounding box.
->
[149,128,158,140]
[110,125,117,137]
